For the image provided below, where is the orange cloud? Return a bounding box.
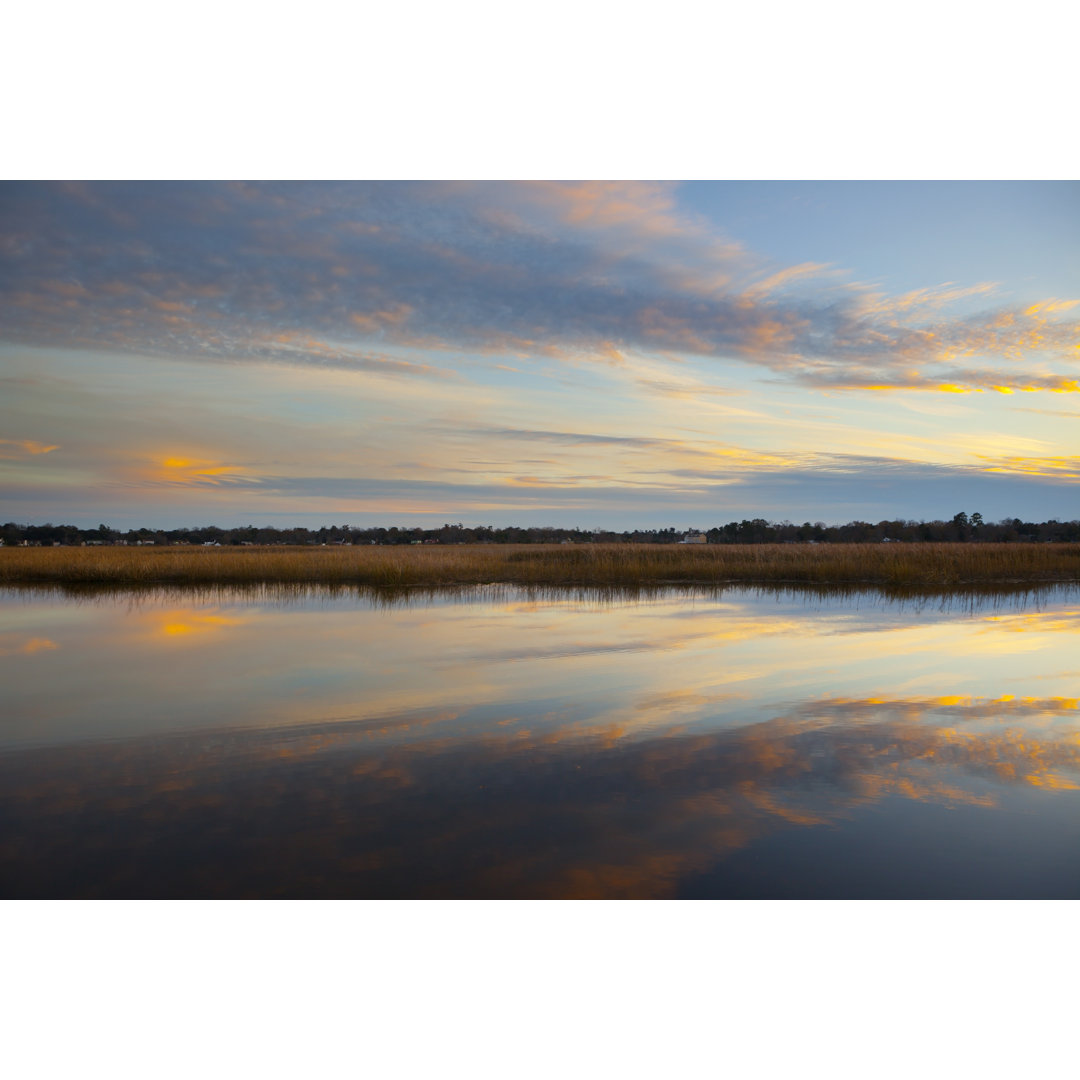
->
[349,303,413,333]
[0,438,60,457]
[855,281,1000,318]
[149,455,260,487]
[148,609,248,641]
[1025,300,1080,317]
[0,635,59,656]
[847,376,1080,395]
[516,180,682,234]
[978,455,1080,479]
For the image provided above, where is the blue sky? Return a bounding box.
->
[679,182,1080,302]
[1,180,1077,528]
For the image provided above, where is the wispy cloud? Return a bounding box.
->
[740,261,836,298]
[0,438,60,457]
[977,455,1080,480]
[146,456,262,488]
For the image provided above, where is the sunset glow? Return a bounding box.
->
[2,181,1077,528]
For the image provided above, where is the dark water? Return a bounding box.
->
[3,584,1079,898]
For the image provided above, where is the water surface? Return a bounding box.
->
[3,584,1079,897]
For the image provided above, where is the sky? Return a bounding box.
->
[1,180,1078,529]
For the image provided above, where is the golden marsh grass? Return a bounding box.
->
[2,542,1079,590]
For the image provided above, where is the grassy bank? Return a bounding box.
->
[2,542,1079,590]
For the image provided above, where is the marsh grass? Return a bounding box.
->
[3,542,1079,590]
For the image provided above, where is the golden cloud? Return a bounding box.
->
[151,456,260,487]
[0,438,60,457]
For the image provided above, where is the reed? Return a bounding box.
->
[2,542,1079,589]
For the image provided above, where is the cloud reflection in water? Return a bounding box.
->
[2,585,1080,897]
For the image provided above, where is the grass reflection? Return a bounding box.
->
[5,579,1080,613]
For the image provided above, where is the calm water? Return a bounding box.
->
[3,583,1080,898]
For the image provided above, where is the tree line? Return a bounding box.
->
[3,513,1079,547]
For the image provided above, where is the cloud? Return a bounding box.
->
[740,262,836,298]
[851,280,1001,318]
[165,449,1076,524]
[146,456,262,488]
[149,608,249,640]
[978,455,1080,480]
[5,418,1074,526]
[0,438,60,458]
[460,425,705,452]
[1015,406,1080,418]
[3,182,1076,394]
[0,635,59,656]
[803,371,1080,396]
[8,686,1080,897]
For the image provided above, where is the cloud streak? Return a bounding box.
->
[0,438,60,458]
